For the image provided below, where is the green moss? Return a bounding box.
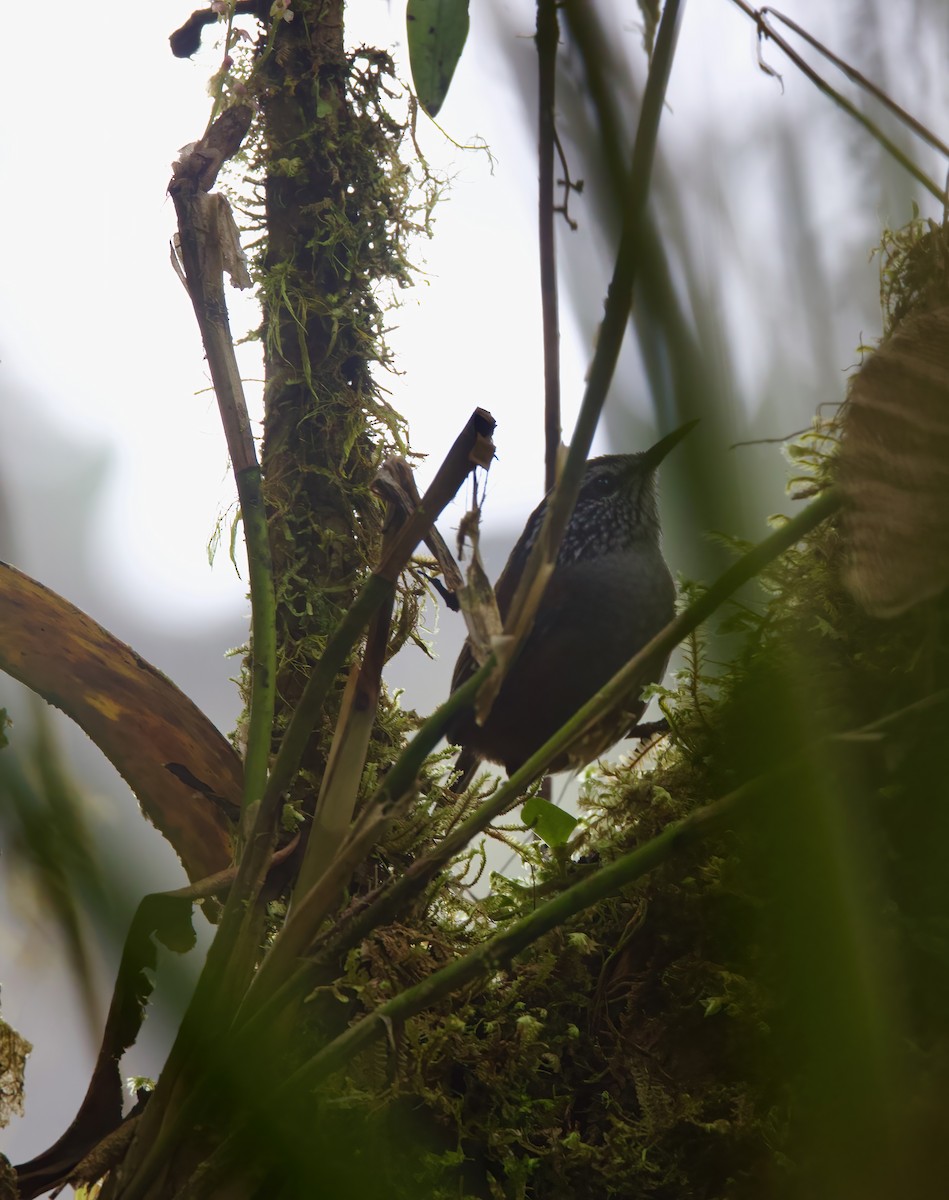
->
[877,209,949,333]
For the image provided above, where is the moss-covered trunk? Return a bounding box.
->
[257,1,410,778]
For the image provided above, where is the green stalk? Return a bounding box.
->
[237,464,278,827]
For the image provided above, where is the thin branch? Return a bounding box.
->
[762,6,949,161]
[168,104,277,829]
[536,0,562,492]
[729,1,949,207]
[552,128,580,229]
[562,0,708,442]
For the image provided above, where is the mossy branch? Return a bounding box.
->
[216,408,494,1019]
[253,406,495,834]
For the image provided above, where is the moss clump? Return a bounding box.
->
[877,210,949,332]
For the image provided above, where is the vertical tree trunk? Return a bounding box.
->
[257,0,408,776]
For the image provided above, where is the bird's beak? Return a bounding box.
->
[640,418,699,470]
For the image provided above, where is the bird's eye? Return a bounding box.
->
[586,473,616,498]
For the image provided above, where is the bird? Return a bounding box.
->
[444,423,694,787]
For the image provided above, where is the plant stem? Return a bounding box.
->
[168,118,277,825]
[536,0,562,493]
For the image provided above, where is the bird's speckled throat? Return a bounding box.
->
[517,453,663,567]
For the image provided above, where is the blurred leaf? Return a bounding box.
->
[0,562,237,881]
[13,891,196,1198]
[521,795,578,848]
[0,709,107,1031]
[406,0,470,117]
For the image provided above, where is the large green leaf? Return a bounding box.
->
[406,0,470,118]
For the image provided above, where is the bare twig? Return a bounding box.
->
[729,1,949,206]
[168,104,277,830]
[762,7,949,161]
[536,0,562,493]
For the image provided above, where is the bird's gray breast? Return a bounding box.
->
[446,544,676,773]
[531,547,676,677]
[486,544,676,754]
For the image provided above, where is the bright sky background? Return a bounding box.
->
[2,0,946,1169]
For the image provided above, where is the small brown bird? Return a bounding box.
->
[445,423,693,785]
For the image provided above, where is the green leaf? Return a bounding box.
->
[521,796,578,848]
[406,0,470,118]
